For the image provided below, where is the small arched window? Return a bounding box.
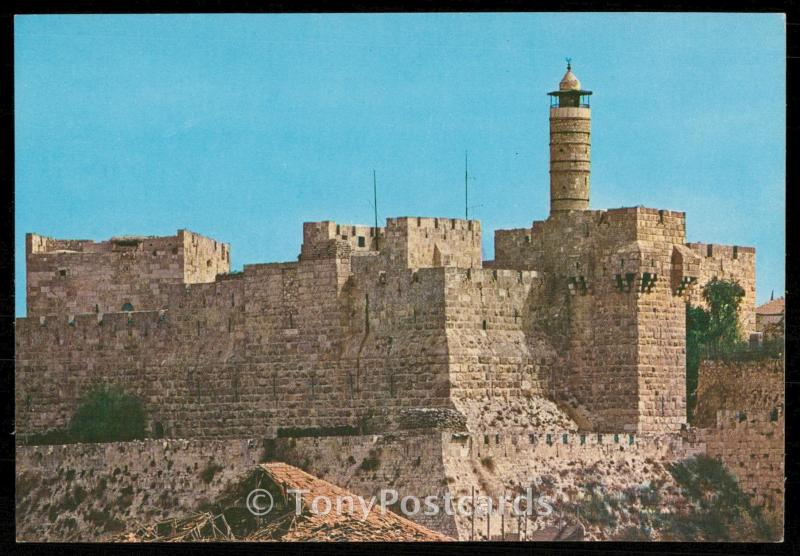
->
[121,302,134,312]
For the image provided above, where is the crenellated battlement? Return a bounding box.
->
[25,229,230,317]
[13,62,778,542]
[685,242,757,333]
[17,208,756,438]
[302,221,384,256]
[384,216,482,270]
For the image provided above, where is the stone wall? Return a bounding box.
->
[267,430,696,541]
[384,217,481,270]
[302,221,384,255]
[25,230,229,316]
[16,235,457,439]
[441,267,565,431]
[494,207,690,433]
[16,438,263,541]
[689,410,784,518]
[17,210,754,441]
[692,358,784,428]
[16,425,781,541]
[182,230,231,284]
[688,358,784,521]
[270,432,458,536]
[686,242,756,335]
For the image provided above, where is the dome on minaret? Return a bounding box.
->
[559,64,581,91]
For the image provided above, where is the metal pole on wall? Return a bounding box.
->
[373,169,378,230]
[465,151,469,220]
[471,486,475,541]
[501,500,505,541]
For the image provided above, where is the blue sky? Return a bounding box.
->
[14,13,785,316]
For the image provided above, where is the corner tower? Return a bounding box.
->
[547,62,592,215]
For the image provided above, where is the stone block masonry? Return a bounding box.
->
[693,358,783,428]
[14,63,778,542]
[685,242,756,334]
[494,208,692,433]
[17,63,759,440]
[16,438,263,541]
[25,230,229,316]
[17,202,755,439]
[15,422,781,541]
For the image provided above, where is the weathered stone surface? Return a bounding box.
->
[14,65,779,543]
[15,207,757,439]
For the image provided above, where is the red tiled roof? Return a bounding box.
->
[756,297,784,316]
[253,462,453,542]
[116,462,453,543]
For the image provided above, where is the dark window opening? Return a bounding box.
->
[733,246,739,259]
[58,268,68,278]
[121,302,134,312]
[707,244,713,257]
[357,236,366,248]
[153,422,165,439]
[482,320,487,331]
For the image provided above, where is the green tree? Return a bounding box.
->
[685,278,745,420]
[660,455,779,541]
[685,304,710,419]
[69,385,146,443]
[702,278,745,358]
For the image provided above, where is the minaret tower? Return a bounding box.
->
[547,61,593,215]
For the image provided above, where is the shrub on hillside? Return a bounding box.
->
[68,386,146,443]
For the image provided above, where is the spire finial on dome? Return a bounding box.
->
[559,61,581,92]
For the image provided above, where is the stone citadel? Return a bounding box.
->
[16,63,756,438]
[15,65,779,541]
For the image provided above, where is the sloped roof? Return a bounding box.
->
[255,462,453,542]
[756,297,784,316]
[116,462,452,542]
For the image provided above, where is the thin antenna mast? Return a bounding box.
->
[373,169,378,230]
[465,151,469,220]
